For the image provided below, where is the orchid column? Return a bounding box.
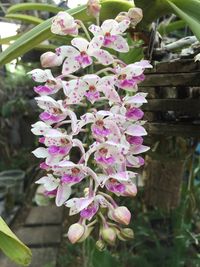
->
[29,2,152,248]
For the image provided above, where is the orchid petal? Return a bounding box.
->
[125,125,147,136]
[35,95,59,112]
[62,56,81,75]
[91,49,114,65]
[88,24,103,36]
[82,74,100,86]
[56,45,79,59]
[32,147,48,158]
[31,121,51,135]
[111,19,130,35]
[66,109,78,133]
[28,69,54,83]
[71,37,89,52]
[56,184,71,206]
[88,36,104,53]
[62,79,86,104]
[107,35,129,53]
[130,145,150,155]
[66,196,94,215]
[98,76,120,103]
[72,139,85,155]
[36,175,59,191]
[101,19,118,33]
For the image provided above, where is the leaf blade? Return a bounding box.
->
[0,217,32,266]
[166,0,200,40]
[5,14,44,25]
[7,3,65,14]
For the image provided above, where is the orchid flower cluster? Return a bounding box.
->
[29,1,152,248]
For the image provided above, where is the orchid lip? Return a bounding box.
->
[127,136,143,145]
[61,174,82,183]
[40,112,63,122]
[85,91,100,103]
[80,204,98,220]
[75,54,91,65]
[48,145,70,155]
[34,85,53,94]
[103,34,117,46]
[44,189,57,196]
[125,108,144,120]
[92,127,110,137]
[96,156,115,165]
[106,182,126,193]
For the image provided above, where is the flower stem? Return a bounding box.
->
[95,67,115,75]
[99,192,118,208]
[76,20,92,41]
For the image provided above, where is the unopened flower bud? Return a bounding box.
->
[101,227,116,246]
[51,12,78,36]
[124,184,137,197]
[96,239,106,251]
[40,52,62,68]
[128,8,143,26]
[115,12,129,23]
[78,226,94,243]
[67,223,85,244]
[87,0,101,18]
[112,206,131,225]
[120,228,134,239]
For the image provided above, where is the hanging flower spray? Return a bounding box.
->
[29,0,152,248]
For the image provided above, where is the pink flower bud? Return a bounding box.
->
[124,184,137,197]
[67,223,85,244]
[112,206,131,225]
[51,12,78,36]
[87,0,101,18]
[101,227,116,246]
[40,52,62,68]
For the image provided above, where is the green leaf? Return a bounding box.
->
[166,0,200,40]
[0,0,134,66]
[135,0,200,40]
[0,34,22,45]
[119,35,144,63]
[0,217,32,266]
[7,3,65,14]
[5,14,43,25]
[34,44,57,52]
[92,249,122,267]
[158,20,186,36]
